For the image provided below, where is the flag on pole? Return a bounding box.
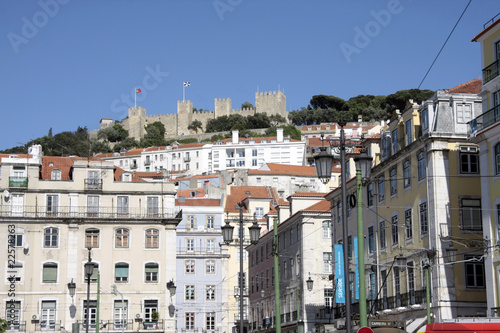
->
[136,88,142,93]
[183,82,190,87]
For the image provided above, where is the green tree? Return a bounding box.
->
[141,121,167,147]
[265,126,301,140]
[269,114,287,126]
[187,120,203,133]
[113,137,139,152]
[309,95,347,110]
[241,101,254,109]
[0,318,8,333]
[383,89,434,114]
[244,113,270,129]
[97,122,129,142]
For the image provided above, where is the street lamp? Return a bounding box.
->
[354,149,373,328]
[306,276,314,292]
[314,124,352,333]
[84,247,94,333]
[222,202,261,333]
[67,279,76,299]
[167,280,177,296]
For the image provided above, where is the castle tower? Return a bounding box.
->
[123,106,147,140]
[214,98,231,118]
[177,100,193,136]
[255,91,286,117]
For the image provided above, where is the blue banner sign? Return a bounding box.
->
[334,244,345,303]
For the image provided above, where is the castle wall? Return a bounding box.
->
[96,91,287,142]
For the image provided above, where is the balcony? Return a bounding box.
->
[0,205,180,220]
[6,321,26,332]
[85,178,102,190]
[9,177,28,188]
[483,58,500,84]
[468,104,500,136]
[184,156,191,162]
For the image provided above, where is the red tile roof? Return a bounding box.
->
[288,192,328,199]
[176,199,221,206]
[250,164,316,177]
[446,78,482,94]
[217,136,301,145]
[225,186,275,213]
[301,199,331,212]
[172,143,205,149]
[177,188,206,198]
[113,167,146,182]
[40,156,88,180]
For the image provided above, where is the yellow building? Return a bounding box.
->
[470,15,500,316]
[326,83,484,332]
[1,145,181,333]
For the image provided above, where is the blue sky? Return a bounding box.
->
[0,0,495,150]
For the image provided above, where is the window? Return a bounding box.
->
[405,209,413,240]
[86,228,99,248]
[256,177,262,184]
[323,252,332,273]
[41,301,57,330]
[51,169,61,180]
[147,197,159,216]
[115,228,129,248]
[420,202,428,235]
[206,285,215,301]
[206,259,215,274]
[405,119,412,146]
[206,312,215,330]
[44,227,58,247]
[117,196,129,216]
[144,300,158,322]
[255,207,264,219]
[380,220,386,249]
[390,168,397,196]
[418,152,426,180]
[403,160,411,188]
[187,215,196,230]
[392,128,398,154]
[421,108,429,131]
[496,144,500,175]
[206,239,215,252]
[324,288,333,308]
[465,255,485,288]
[186,238,195,252]
[47,195,58,215]
[115,263,129,282]
[43,263,57,282]
[391,215,399,245]
[145,263,158,282]
[185,285,195,300]
[113,300,128,329]
[368,226,375,253]
[369,273,377,300]
[408,262,415,304]
[87,195,99,217]
[336,201,342,223]
[206,215,215,229]
[367,183,373,207]
[89,263,99,282]
[461,199,482,231]
[322,220,331,238]
[185,312,195,330]
[378,177,385,202]
[5,301,20,328]
[456,103,472,123]
[145,229,159,248]
[394,267,401,306]
[185,260,195,274]
[460,146,479,174]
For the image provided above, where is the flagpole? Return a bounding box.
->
[183,84,185,102]
[135,90,137,108]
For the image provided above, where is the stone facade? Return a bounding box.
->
[98,91,287,141]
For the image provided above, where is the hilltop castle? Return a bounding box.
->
[96,90,287,140]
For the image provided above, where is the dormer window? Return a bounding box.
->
[122,173,132,182]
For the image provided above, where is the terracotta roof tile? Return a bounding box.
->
[176,198,221,206]
[249,164,316,177]
[114,167,146,182]
[225,186,274,213]
[288,192,328,199]
[40,156,88,180]
[446,78,482,94]
[302,199,331,212]
[177,188,206,198]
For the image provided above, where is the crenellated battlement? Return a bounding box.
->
[96,90,287,141]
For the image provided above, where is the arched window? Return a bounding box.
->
[115,229,129,248]
[115,262,129,282]
[145,229,159,248]
[145,263,158,282]
[86,228,99,248]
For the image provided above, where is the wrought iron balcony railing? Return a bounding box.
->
[0,205,180,220]
[468,104,500,136]
[483,58,500,84]
[85,178,103,190]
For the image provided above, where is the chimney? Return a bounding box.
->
[277,128,284,142]
[232,130,239,144]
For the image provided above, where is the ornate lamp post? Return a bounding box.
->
[222,202,261,333]
[354,149,373,328]
[84,248,94,333]
[167,280,177,296]
[67,279,76,299]
[314,125,352,333]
